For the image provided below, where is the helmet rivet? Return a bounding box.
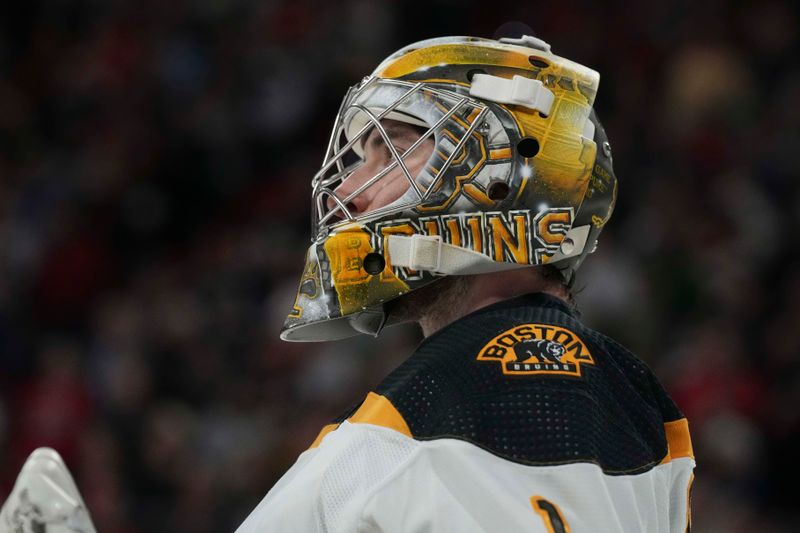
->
[602,141,612,158]
[487,181,510,201]
[363,253,386,275]
[516,137,540,158]
[560,238,575,255]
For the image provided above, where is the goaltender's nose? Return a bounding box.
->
[326,164,375,219]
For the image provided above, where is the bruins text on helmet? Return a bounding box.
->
[282,35,617,342]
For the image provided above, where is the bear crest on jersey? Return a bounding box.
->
[477,323,595,377]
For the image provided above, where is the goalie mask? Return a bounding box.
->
[282,35,617,342]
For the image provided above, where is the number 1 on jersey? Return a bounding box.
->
[530,496,571,533]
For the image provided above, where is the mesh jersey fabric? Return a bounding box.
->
[375,292,685,474]
[235,292,694,532]
[235,423,693,532]
[318,424,417,531]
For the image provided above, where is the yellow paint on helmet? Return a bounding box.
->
[323,227,409,316]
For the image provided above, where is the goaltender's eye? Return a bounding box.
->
[365,136,393,165]
[362,124,423,165]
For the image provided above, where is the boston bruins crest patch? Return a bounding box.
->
[477,324,595,377]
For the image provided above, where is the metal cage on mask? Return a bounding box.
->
[311,76,489,240]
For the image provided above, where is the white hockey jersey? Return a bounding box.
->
[238,294,695,532]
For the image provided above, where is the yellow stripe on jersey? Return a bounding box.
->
[349,392,412,437]
[308,423,340,450]
[661,418,694,463]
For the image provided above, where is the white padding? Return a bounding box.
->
[469,74,554,115]
[387,234,525,275]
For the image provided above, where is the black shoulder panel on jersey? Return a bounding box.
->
[374,293,685,475]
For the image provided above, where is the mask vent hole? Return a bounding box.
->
[487,181,510,201]
[363,253,386,275]
[516,137,540,158]
[528,57,549,68]
[467,69,488,82]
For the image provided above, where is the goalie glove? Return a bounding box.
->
[0,447,97,533]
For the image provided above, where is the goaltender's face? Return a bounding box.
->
[330,119,434,217]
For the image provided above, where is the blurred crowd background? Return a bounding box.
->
[1,0,798,531]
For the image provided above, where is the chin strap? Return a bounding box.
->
[386,226,592,275]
